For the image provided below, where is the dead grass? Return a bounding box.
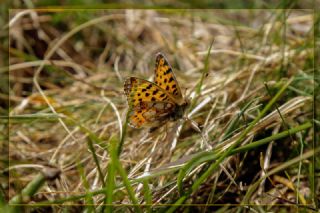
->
[5,9,317,212]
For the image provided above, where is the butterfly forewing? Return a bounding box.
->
[124,77,175,105]
[154,53,184,105]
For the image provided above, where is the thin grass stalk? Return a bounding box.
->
[296,132,305,204]
[86,138,105,187]
[143,180,152,213]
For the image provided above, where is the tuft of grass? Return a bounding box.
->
[170,77,294,212]
[6,8,316,212]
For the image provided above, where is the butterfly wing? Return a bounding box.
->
[124,77,176,128]
[127,101,176,128]
[154,53,184,105]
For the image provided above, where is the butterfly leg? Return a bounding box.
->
[149,126,159,133]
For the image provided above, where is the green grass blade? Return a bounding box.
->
[66,118,107,187]
[163,195,187,213]
[115,158,142,213]
[143,180,152,213]
[9,174,46,212]
[1,113,63,124]
[177,151,214,195]
[117,101,131,157]
[189,40,214,110]
[220,98,256,142]
[230,122,311,154]
[105,136,118,213]
[0,187,5,206]
[77,160,95,212]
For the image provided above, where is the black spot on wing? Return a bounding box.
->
[173,88,177,94]
[152,89,158,95]
[164,68,172,75]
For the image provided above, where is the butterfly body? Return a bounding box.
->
[124,53,188,129]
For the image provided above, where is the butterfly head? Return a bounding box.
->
[171,100,189,121]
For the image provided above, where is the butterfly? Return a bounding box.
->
[124,52,188,129]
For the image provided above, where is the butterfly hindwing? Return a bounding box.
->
[127,101,176,128]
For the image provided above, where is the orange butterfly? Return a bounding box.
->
[124,53,188,129]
